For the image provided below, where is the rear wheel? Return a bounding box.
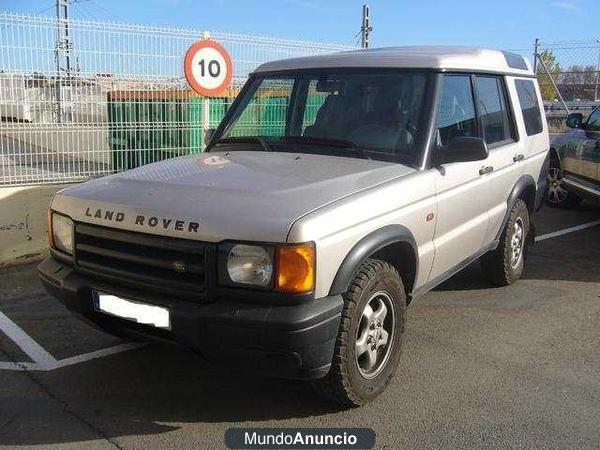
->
[311,259,406,406]
[546,161,582,208]
[481,199,530,286]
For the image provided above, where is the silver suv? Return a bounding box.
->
[39,47,550,406]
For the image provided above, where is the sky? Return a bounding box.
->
[3,0,599,51]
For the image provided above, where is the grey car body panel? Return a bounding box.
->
[254,46,533,77]
[52,151,415,243]
[493,174,537,243]
[328,224,417,296]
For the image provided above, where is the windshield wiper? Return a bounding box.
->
[280,136,370,159]
[207,136,273,152]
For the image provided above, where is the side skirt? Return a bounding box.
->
[563,175,600,200]
[410,240,498,302]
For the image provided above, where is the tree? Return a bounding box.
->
[536,50,561,101]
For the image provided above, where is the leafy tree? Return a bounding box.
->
[536,50,561,101]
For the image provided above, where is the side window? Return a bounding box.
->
[474,76,514,145]
[515,79,543,136]
[437,75,477,147]
[586,107,600,131]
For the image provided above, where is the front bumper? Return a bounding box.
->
[38,256,342,380]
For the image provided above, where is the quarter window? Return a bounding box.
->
[437,75,477,147]
[515,79,543,136]
[474,76,514,145]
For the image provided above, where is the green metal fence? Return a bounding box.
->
[106,89,329,171]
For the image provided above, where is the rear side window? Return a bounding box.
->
[515,79,543,136]
[436,75,477,147]
[474,76,515,146]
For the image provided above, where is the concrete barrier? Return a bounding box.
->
[0,184,75,267]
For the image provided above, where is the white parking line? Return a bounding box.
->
[51,342,144,369]
[0,311,57,366]
[0,310,145,371]
[536,219,600,242]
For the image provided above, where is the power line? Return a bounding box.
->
[86,0,124,22]
[34,4,55,15]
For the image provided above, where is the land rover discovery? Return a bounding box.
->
[39,47,550,406]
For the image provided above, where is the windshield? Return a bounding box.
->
[212,70,431,166]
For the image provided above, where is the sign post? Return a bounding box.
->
[184,37,234,147]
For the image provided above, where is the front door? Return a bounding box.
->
[429,74,490,282]
[563,107,600,187]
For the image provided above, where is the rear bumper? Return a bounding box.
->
[38,256,342,380]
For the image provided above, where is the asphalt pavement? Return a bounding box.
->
[0,202,599,449]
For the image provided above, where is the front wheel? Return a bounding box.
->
[481,199,530,286]
[311,259,406,407]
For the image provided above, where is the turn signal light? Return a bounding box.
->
[276,243,315,293]
[48,210,54,248]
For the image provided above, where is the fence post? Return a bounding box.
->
[595,39,600,102]
[201,31,211,149]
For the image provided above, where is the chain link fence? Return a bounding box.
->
[526,39,600,131]
[0,12,355,186]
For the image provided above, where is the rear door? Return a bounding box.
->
[472,75,523,243]
[513,78,550,207]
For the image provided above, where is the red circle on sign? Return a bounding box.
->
[184,39,233,97]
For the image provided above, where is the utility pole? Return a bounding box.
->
[361,4,372,49]
[533,38,539,74]
[55,0,72,122]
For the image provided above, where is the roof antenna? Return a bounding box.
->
[361,4,372,49]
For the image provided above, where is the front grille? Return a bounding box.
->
[74,223,209,300]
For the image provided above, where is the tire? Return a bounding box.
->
[311,259,406,407]
[546,159,582,208]
[481,199,530,286]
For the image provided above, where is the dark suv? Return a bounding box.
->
[547,106,600,207]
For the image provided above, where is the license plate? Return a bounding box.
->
[93,291,171,330]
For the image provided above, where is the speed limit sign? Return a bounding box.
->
[184,39,233,97]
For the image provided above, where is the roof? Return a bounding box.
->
[254,46,533,76]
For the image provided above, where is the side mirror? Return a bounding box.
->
[442,136,489,164]
[566,113,583,129]
[204,128,216,145]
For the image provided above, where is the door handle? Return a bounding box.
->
[513,154,525,162]
[479,166,494,175]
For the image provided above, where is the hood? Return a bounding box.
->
[53,151,414,242]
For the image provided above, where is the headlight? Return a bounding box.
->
[222,244,274,288]
[49,211,73,255]
[218,242,315,294]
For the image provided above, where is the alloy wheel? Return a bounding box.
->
[355,291,395,379]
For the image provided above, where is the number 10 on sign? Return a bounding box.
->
[184,39,233,97]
